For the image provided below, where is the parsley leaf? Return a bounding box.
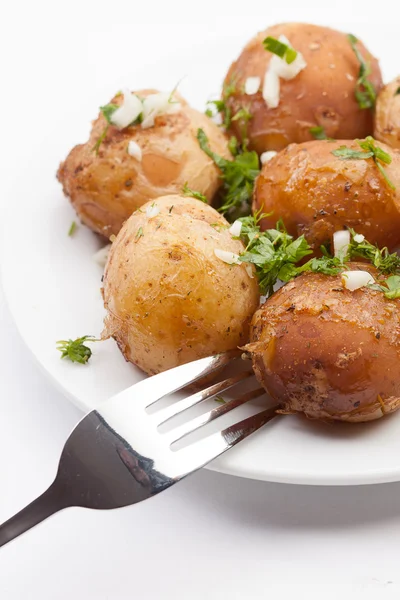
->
[182,182,207,203]
[205,76,238,130]
[56,336,99,364]
[197,128,259,217]
[371,275,400,299]
[347,228,400,274]
[135,227,144,240]
[348,33,376,109]
[214,396,226,404]
[263,36,297,64]
[332,137,395,190]
[309,126,327,140]
[395,87,400,96]
[100,103,119,123]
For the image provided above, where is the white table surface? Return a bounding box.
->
[2,1,400,597]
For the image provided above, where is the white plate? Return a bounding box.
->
[3,24,400,486]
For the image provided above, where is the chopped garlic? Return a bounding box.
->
[141,92,181,129]
[229,220,242,237]
[127,140,142,161]
[342,270,375,291]
[263,35,307,109]
[110,89,143,129]
[214,249,240,265]
[93,244,112,268]
[244,76,261,95]
[146,203,160,218]
[353,233,365,243]
[262,68,280,109]
[333,230,350,258]
[260,150,277,164]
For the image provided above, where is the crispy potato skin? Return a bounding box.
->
[246,264,400,422]
[224,23,382,153]
[253,139,400,252]
[374,77,400,149]
[57,91,229,238]
[102,195,259,375]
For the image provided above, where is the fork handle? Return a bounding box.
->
[0,481,67,548]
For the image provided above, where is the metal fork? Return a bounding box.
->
[0,351,278,547]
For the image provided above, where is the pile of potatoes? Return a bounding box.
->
[59,22,400,423]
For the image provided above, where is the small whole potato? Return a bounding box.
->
[253,139,400,252]
[102,195,259,375]
[246,264,400,422]
[374,76,400,149]
[58,90,230,238]
[223,23,382,153]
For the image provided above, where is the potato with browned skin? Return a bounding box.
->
[246,264,400,422]
[102,195,259,375]
[58,90,230,238]
[253,139,400,252]
[223,23,382,153]
[374,77,400,149]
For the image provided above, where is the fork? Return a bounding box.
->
[0,350,278,548]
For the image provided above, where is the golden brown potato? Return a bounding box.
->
[246,264,400,422]
[253,139,400,252]
[374,76,400,149]
[224,23,382,153]
[58,90,230,238]
[102,195,259,375]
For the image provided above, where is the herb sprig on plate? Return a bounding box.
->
[348,33,376,109]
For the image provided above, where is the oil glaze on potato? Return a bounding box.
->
[224,23,382,153]
[246,264,400,422]
[253,139,400,252]
[58,90,230,238]
[102,195,259,375]
[374,77,400,149]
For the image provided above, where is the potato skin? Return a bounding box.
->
[253,139,400,252]
[374,77,400,149]
[102,195,259,375]
[57,90,230,238]
[224,23,382,153]
[246,264,400,422]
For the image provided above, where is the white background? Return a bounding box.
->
[2,0,400,597]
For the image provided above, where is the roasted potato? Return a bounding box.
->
[58,90,230,238]
[374,76,400,149]
[223,23,382,153]
[246,264,400,422]
[102,195,259,375]
[253,139,400,252]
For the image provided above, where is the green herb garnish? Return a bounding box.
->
[348,34,376,109]
[100,103,119,124]
[309,126,327,140]
[214,396,226,404]
[135,227,144,240]
[395,87,400,96]
[197,128,259,217]
[263,36,297,64]
[332,137,395,190]
[92,125,109,155]
[205,76,238,130]
[347,229,400,274]
[68,221,77,237]
[56,336,99,364]
[182,182,207,203]
[370,276,400,299]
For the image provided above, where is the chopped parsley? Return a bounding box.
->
[347,228,400,274]
[92,125,109,155]
[214,396,226,404]
[263,36,297,64]
[370,276,400,300]
[309,126,327,140]
[348,34,376,109]
[197,128,259,217]
[68,221,77,237]
[332,137,395,190]
[395,87,400,96]
[56,336,99,364]
[135,227,144,240]
[100,103,119,123]
[206,76,238,130]
[182,182,207,203]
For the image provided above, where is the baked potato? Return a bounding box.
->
[102,195,259,375]
[253,138,400,252]
[58,90,230,238]
[223,23,382,153]
[374,76,400,149]
[246,263,400,422]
